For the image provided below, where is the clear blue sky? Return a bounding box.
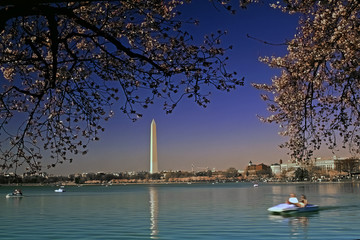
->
[50,1,338,175]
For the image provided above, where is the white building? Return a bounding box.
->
[278,156,349,173]
[270,163,281,175]
[314,157,336,171]
[280,162,300,171]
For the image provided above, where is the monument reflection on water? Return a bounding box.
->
[149,186,159,239]
[1,183,360,239]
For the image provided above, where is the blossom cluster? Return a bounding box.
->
[0,1,242,173]
[254,0,360,162]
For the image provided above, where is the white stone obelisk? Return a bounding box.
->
[150,119,158,174]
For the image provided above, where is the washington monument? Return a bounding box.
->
[150,119,158,174]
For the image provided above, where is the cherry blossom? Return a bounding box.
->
[0,0,243,173]
[254,0,360,163]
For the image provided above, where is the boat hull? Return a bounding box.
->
[268,203,319,213]
[6,193,24,198]
[55,186,66,192]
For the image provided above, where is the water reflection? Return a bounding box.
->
[5,197,23,207]
[269,214,310,239]
[288,216,309,239]
[149,186,159,239]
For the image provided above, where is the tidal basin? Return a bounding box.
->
[1,182,359,239]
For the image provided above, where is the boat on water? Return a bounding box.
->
[6,193,24,198]
[54,186,66,192]
[6,189,23,198]
[268,203,319,214]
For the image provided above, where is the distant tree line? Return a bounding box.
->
[73,171,164,184]
[0,171,178,184]
[0,168,243,184]
[0,174,70,184]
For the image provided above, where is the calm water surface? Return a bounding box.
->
[1,182,360,239]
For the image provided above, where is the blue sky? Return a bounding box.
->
[44,1,349,175]
[50,1,302,175]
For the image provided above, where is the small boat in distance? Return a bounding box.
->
[268,203,319,214]
[6,189,23,198]
[54,186,66,192]
[253,183,259,187]
[6,193,24,198]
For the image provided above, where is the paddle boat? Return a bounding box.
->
[268,203,319,214]
[6,189,23,198]
[54,186,66,192]
[6,193,24,198]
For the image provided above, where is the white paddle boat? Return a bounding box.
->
[6,193,24,198]
[54,186,66,192]
[6,189,23,198]
[268,203,319,214]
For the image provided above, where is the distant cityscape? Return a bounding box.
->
[1,155,360,185]
[2,121,360,184]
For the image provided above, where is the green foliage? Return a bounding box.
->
[195,170,212,177]
[335,158,360,174]
[294,168,309,181]
[225,167,239,178]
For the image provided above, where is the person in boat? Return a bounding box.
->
[286,193,299,205]
[286,193,308,208]
[13,189,23,196]
[298,194,308,208]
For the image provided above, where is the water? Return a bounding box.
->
[1,182,360,239]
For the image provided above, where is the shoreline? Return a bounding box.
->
[1,179,359,187]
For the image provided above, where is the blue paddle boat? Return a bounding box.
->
[268,203,319,214]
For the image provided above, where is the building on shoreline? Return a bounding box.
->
[273,156,360,177]
[245,161,271,179]
[270,163,281,175]
[245,156,360,180]
[279,156,348,171]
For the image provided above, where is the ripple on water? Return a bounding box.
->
[1,183,360,239]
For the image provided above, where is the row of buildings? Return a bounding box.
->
[246,156,360,178]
